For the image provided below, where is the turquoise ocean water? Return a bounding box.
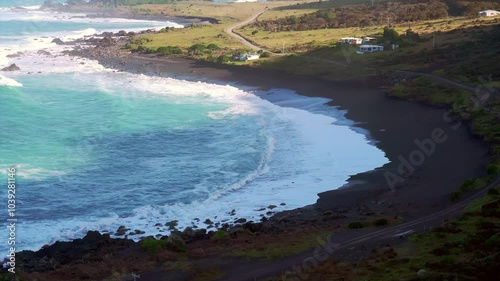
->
[0,1,388,255]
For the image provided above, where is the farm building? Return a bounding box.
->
[479,10,500,17]
[340,37,363,45]
[357,45,384,54]
[233,53,260,61]
[362,37,377,44]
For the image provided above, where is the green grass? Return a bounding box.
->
[228,231,331,260]
[390,76,471,105]
[463,189,499,213]
[137,23,241,49]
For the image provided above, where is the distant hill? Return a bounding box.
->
[442,0,500,16]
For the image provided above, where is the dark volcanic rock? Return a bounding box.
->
[115,225,130,236]
[129,229,146,236]
[6,52,23,58]
[37,50,51,56]
[116,30,128,36]
[165,220,178,230]
[243,222,264,233]
[51,38,65,45]
[100,32,114,37]
[234,218,247,224]
[1,64,20,71]
[180,227,196,242]
[98,36,116,47]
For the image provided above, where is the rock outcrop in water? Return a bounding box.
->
[51,38,65,45]
[1,64,20,71]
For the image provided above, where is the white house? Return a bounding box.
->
[340,37,363,45]
[357,45,384,54]
[479,10,500,17]
[246,53,260,61]
[362,37,377,44]
[235,53,260,61]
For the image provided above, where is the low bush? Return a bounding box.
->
[374,218,388,226]
[348,221,366,229]
[141,237,167,253]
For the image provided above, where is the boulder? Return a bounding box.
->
[1,63,20,71]
[234,218,247,224]
[37,50,51,56]
[116,30,128,37]
[51,38,65,45]
[180,227,196,242]
[166,234,186,252]
[6,52,23,58]
[98,36,116,47]
[243,222,263,233]
[165,220,178,230]
[114,225,130,236]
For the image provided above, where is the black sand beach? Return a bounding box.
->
[86,52,490,221]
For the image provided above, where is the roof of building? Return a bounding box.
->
[360,44,383,48]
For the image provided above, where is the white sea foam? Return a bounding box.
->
[19,5,41,10]
[0,74,23,87]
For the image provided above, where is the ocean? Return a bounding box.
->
[0,1,388,255]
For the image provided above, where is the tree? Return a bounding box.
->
[383,27,400,42]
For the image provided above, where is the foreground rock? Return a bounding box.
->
[1,64,20,71]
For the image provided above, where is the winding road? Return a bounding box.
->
[223,9,269,51]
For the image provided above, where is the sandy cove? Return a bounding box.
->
[72,38,489,219]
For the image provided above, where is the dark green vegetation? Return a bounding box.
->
[254,0,449,31]
[140,234,186,253]
[443,0,500,16]
[348,221,366,229]
[273,187,500,281]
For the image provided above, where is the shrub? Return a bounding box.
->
[206,43,221,50]
[141,237,167,253]
[216,54,231,63]
[260,51,272,58]
[156,46,183,55]
[450,191,461,202]
[487,187,499,196]
[485,234,500,246]
[460,178,475,192]
[188,44,207,55]
[383,27,400,42]
[212,230,227,241]
[486,163,499,175]
[374,218,388,226]
[348,222,366,229]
